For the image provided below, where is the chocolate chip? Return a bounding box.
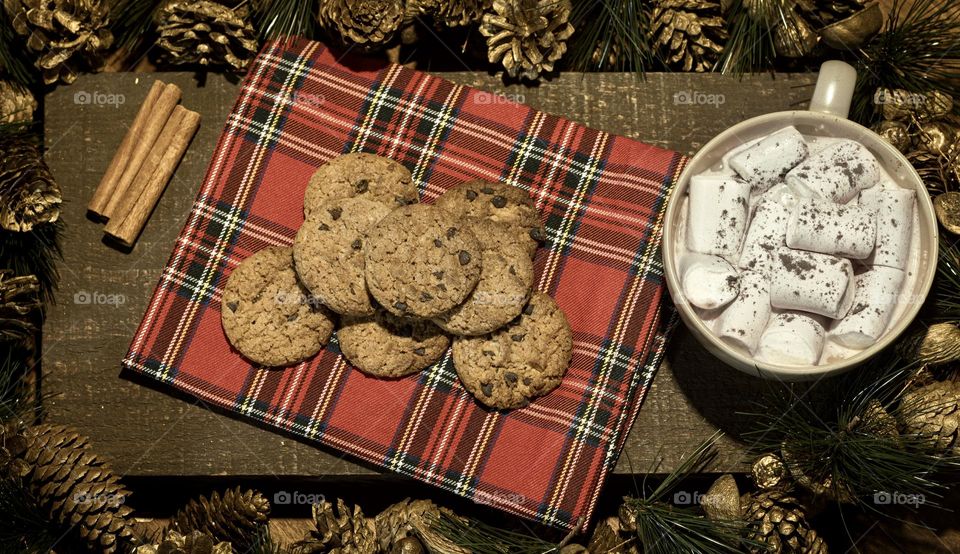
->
[394,301,408,312]
[318,223,330,231]
[482,349,495,357]
[465,189,478,200]
[395,195,412,206]
[354,179,369,193]
[286,313,299,322]
[328,207,342,220]
[433,270,444,279]
[446,227,457,239]
[510,334,524,342]
[523,304,534,316]
[529,228,545,242]
[508,265,516,276]
[480,186,494,194]
[226,301,239,312]
[491,195,507,208]
[458,250,471,265]
[352,239,362,250]
[481,383,493,396]
[420,292,433,301]
[523,376,532,385]
[434,238,443,247]
[437,283,447,292]
[504,372,518,385]
[413,347,426,356]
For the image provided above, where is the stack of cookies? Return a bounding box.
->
[221,153,573,410]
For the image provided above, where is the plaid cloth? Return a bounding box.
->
[123,37,686,530]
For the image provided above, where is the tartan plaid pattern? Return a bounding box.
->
[123,37,686,530]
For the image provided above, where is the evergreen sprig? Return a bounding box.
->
[0,477,63,554]
[0,8,37,87]
[849,0,960,124]
[746,357,960,510]
[431,511,561,554]
[932,235,960,321]
[0,220,63,306]
[567,0,651,73]
[625,433,765,554]
[110,0,163,54]
[253,0,319,43]
[716,0,787,75]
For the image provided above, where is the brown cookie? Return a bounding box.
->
[221,247,335,367]
[433,180,545,255]
[303,153,419,217]
[452,292,572,410]
[364,204,483,318]
[432,241,534,336]
[338,309,450,378]
[293,197,392,316]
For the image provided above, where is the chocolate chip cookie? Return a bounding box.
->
[338,309,450,378]
[432,240,534,336]
[452,292,572,410]
[303,153,419,217]
[364,204,483,318]
[293,197,392,316]
[221,246,335,367]
[434,180,545,255]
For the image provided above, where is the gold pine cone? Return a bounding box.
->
[649,0,728,72]
[479,0,574,81]
[318,0,406,48]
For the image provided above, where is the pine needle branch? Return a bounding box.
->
[932,235,960,321]
[0,220,63,306]
[567,0,651,73]
[253,0,319,43]
[716,0,787,75]
[110,0,163,53]
[431,511,560,554]
[0,9,37,86]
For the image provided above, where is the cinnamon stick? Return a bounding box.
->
[88,80,165,218]
[101,82,182,220]
[105,107,201,247]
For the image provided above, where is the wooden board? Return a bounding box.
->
[43,71,818,477]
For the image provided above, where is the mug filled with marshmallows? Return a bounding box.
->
[663,61,939,381]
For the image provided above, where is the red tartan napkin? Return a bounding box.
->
[123,38,685,530]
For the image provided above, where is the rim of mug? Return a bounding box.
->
[662,109,939,380]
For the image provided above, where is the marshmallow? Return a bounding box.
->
[831,266,905,349]
[769,247,856,319]
[685,174,751,257]
[786,199,877,259]
[756,311,827,366]
[785,139,881,203]
[679,253,740,310]
[739,200,790,273]
[859,186,915,270]
[729,126,809,193]
[716,271,771,353]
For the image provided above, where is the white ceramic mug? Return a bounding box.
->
[662,61,938,382]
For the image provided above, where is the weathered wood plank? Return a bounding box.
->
[43,71,817,477]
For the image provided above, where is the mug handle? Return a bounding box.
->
[808,61,858,119]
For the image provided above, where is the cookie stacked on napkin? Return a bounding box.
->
[221,153,573,409]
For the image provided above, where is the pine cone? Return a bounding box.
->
[0,270,40,344]
[3,424,137,553]
[741,489,828,554]
[794,0,868,28]
[901,379,960,455]
[318,0,405,48]
[374,498,470,553]
[479,0,574,80]
[292,498,377,554]
[0,134,62,232]
[587,515,638,553]
[4,0,113,84]
[0,80,36,124]
[649,0,727,72]
[133,530,232,554]
[172,487,270,550]
[155,0,259,70]
[405,0,489,27]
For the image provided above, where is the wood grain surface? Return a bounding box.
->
[43,71,818,478]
